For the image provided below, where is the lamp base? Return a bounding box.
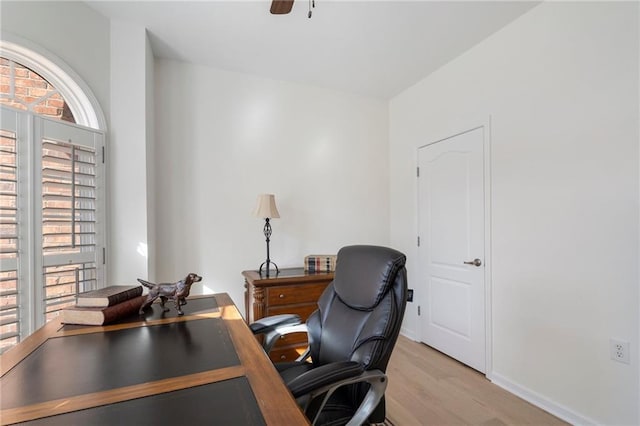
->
[259,261,279,277]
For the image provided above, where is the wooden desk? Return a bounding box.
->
[0,294,308,425]
[243,268,334,362]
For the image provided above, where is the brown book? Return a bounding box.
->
[63,296,145,325]
[76,285,143,307]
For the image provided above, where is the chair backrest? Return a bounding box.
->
[306,245,408,372]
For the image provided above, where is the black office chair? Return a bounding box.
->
[250,245,408,426]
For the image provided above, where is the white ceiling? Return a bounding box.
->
[85,0,539,99]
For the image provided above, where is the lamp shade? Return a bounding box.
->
[252,194,280,219]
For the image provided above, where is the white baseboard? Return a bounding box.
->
[396,331,596,424]
[489,372,598,426]
[400,327,418,341]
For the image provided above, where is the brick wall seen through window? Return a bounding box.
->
[0,57,75,123]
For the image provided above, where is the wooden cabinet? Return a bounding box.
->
[243,268,334,362]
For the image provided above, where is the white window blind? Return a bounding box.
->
[41,139,98,320]
[0,106,105,352]
[0,128,19,351]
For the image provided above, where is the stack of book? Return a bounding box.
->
[304,254,337,272]
[62,285,144,326]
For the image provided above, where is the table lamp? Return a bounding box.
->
[252,194,280,277]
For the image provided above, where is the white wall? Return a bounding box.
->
[145,33,157,281]
[108,21,151,284]
[0,2,154,288]
[153,59,389,309]
[390,2,639,425]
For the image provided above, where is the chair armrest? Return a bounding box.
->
[250,314,308,355]
[249,314,302,335]
[286,361,364,398]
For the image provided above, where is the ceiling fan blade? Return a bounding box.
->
[270,0,294,14]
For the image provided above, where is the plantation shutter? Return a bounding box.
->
[0,113,20,351]
[37,118,105,322]
[0,107,105,353]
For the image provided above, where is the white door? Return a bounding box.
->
[418,127,486,372]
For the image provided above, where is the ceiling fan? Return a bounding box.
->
[270,0,294,14]
[270,0,315,17]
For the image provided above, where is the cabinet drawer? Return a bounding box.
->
[272,331,307,348]
[267,283,328,306]
[270,346,307,363]
[267,304,318,322]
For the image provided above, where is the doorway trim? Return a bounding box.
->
[417,115,493,378]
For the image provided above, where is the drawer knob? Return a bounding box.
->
[279,294,285,298]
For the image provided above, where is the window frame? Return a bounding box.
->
[1,107,106,349]
[0,38,107,351]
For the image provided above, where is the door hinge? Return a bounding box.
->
[102,146,105,163]
[417,236,420,247]
[102,247,106,264]
[416,166,420,177]
[418,305,421,316]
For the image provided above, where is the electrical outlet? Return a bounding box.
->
[610,339,630,364]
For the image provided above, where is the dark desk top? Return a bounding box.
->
[0,294,308,425]
[21,378,265,426]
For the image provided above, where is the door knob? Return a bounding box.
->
[464,258,482,267]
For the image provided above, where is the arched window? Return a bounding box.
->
[0,37,106,353]
[1,57,76,122]
[1,36,106,130]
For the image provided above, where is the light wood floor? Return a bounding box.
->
[385,336,568,425]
